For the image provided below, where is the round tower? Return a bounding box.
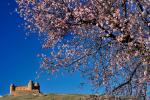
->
[28,80,33,91]
[10,84,15,95]
[34,82,40,92]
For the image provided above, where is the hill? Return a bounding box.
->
[0,94,137,100]
[0,94,87,100]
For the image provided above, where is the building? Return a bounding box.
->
[10,80,41,96]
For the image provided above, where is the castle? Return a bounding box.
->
[10,80,41,96]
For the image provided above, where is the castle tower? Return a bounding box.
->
[34,82,40,93]
[28,80,33,91]
[10,84,15,95]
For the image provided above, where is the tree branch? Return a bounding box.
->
[112,62,142,93]
[64,41,114,68]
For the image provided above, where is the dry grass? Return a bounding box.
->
[0,94,86,100]
[0,94,137,100]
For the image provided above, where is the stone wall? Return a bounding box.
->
[10,80,40,96]
[86,95,137,100]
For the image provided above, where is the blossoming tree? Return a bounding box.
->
[16,0,150,98]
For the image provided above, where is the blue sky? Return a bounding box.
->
[0,0,92,95]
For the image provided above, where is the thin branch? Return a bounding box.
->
[112,62,142,93]
[64,41,114,68]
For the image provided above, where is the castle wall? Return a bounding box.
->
[10,81,40,96]
[15,86,28,91]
